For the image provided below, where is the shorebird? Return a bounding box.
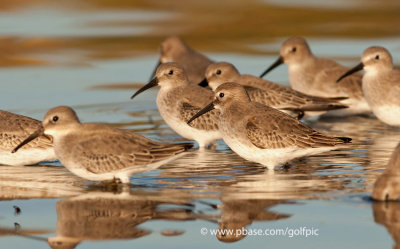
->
[132,62,221,148]
[0,110,56,166]
[259,37,370,116]
[12,106,193,183]
[149,36,213,84]
[372,142,400,201]
[188,82,351,169]
[200,62,348,118]
[337,46,400,127]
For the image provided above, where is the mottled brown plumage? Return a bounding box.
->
[179,102,219,131]
[188,83,351,169]
[260,37,371,116]
[0,110,56,165]
[204,62,347,115]
[133,62,221,148]
[62,124,191,174]
[244,103,349,150]
[0,110,52,150]
[12,106,192,183]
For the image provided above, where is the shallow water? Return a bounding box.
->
[1,0,400,248]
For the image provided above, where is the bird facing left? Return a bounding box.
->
[12,106,193,183]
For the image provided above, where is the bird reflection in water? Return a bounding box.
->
[215,197,290,242]
[372,142,400,201]
[373,202,400,249]
[44,186,293,247]
[47,189,201,249]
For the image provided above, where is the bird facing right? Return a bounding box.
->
[337,46,400,127]
[188,82,351,169]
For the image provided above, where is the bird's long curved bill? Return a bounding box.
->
[131,77,159,100]
[198,78,209,87]
[149,60,161,82]
[259,56,284,78]
[187,102,215,124]
[12,127,44,153]
[336,62,364,83]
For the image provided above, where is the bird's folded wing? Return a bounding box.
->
[67,131,187,174]
[0,111,53,150]
[246,113,316,149]
[179,101,219,131]
[245,85,307,109]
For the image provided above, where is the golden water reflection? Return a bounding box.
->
[46,189,289,247]
[1,0,400,67]
[0,165,84,200]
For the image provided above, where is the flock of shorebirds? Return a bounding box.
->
[1,36,400,201]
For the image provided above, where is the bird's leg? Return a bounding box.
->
[208,142,217,150]
[96,178,123,192]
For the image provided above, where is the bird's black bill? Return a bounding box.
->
[130,77,159,100]
[198,78,209,87]
[12,127,44,153]
[336,62,364,83]
[259,56,284,78]
[149,60,161,82]
[187,102,215,124]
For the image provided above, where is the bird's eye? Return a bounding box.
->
[52,116,59,122]
[219,92,224,98]
[216,69,222,75]
[168,70,173,75]
[375,55,379,60]
[292,47,297,52]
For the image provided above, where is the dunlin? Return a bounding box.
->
[150,36,213,84]
[337,46,400,127]
[372,142,400,201]
[201,62,348,118]
[188,82,351,169]
[259,37,370,116]
[132,62,221,148]
[0,110,56,166]
[12,106,193,183]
